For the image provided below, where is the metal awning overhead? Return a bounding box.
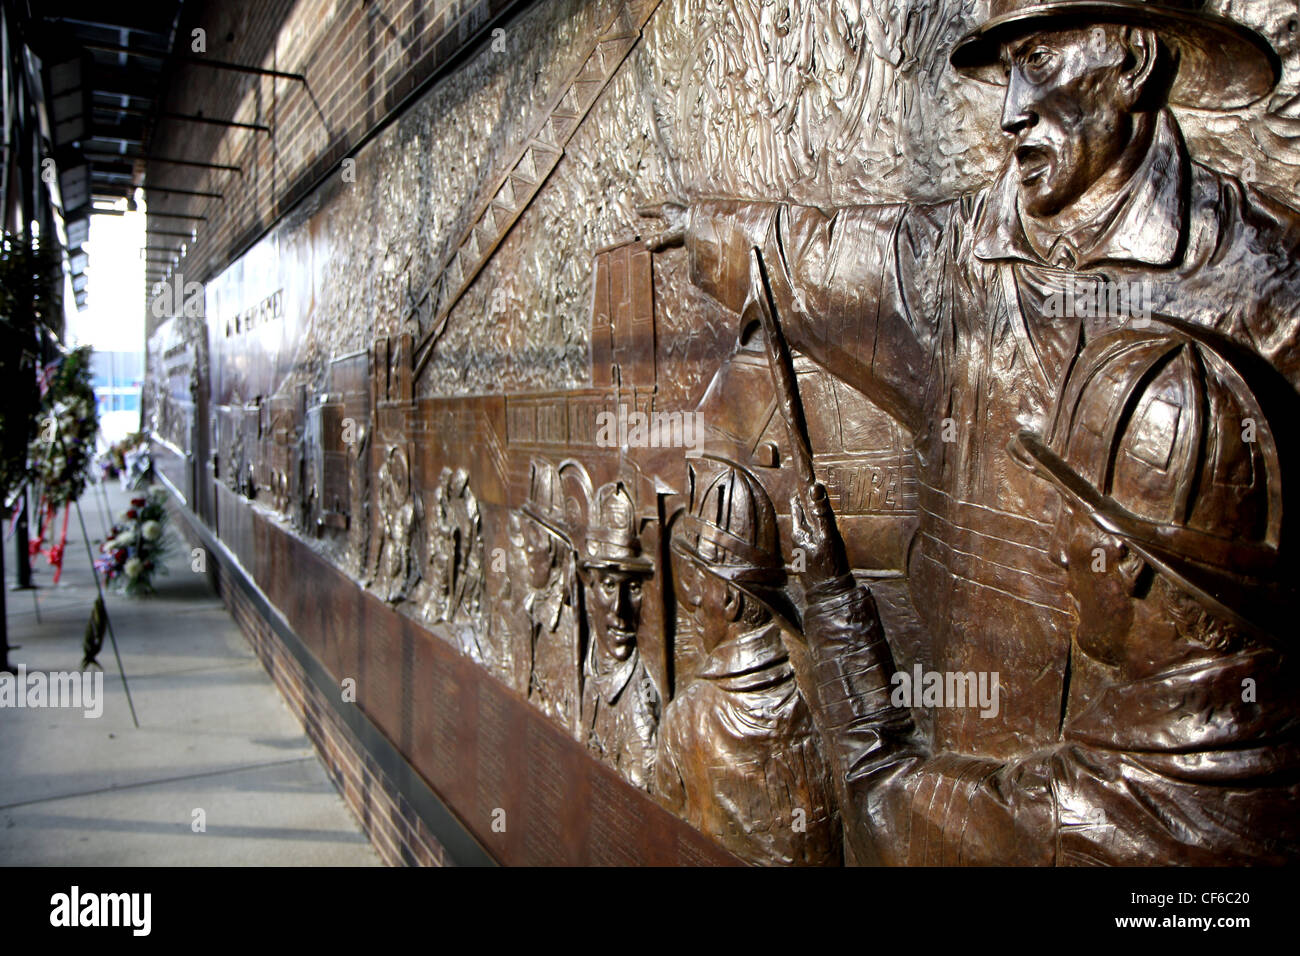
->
[21,0,185,308]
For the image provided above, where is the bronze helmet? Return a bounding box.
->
[1011,316,1299,644]
[581,481,653,574]
[520,457,574,549]
[671,457,801,632]
[950,0,1279,108]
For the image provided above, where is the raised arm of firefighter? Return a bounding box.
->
[641,197,946,435]
[787,485,1060,865]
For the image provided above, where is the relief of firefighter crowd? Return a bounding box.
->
[146,0,1300,865]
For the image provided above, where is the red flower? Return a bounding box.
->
[131,498,146,507]
[114,549,127,562]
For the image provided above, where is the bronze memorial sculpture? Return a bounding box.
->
[149,0,1300,865]
[644,0,1300,861]
[578,481,661,790]
[660,460,841,865]
[789,318,1300,864]
[518,459,585,735]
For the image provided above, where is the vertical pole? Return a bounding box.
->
[0,519,10,674]
[73,498,138,728]
[14,486,31,588]
[97,476,113,538]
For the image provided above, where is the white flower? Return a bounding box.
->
[124,558,143,578]
[141,520,161,542]
[117,528,138,545]
[148,486,168,504]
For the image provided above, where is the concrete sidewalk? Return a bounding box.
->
[0,479,380,866]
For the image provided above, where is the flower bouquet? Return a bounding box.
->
[120,444,153,491]
[29,346,98,506]
[98,431,148,482]
[95,486,171,596]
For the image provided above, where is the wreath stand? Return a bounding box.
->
[51,424,139,728]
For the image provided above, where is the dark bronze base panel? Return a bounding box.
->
[208,482,739,866]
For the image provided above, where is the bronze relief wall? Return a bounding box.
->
[148,0,1300,865]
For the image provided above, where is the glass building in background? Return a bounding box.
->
[89,350,143,447]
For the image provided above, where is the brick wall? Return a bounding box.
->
[145,0,528,336]
[146,0,533,856]
[172,503,450,867]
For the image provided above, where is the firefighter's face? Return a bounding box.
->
[673,555,731,652]
[587,568,644,661]
[999,25,1156,218]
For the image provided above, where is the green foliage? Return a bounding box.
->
[0,232,63,498]
[30,345,99,506]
